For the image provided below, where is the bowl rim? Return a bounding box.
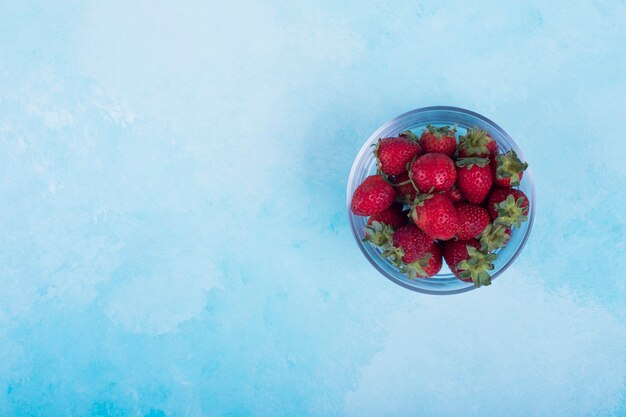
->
[346,105,536,295]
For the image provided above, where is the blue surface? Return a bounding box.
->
[1,1,625,416]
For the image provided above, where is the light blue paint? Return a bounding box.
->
[0,1,625,416]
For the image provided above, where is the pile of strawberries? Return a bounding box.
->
[350,125,529,287]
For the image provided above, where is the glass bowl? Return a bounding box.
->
[346,106,535,295]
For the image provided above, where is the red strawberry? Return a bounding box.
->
[367,203,407,229]
[487,187,529,227]
[479,223,511,252]
[443,239,497,287]
[374,136,422,176]
[456,157,493,204]
[446,184,464,203]
[455,203,490,240]
[409,153,457,193]
[492,150,528,187]
[458,127,498,158]
[409,193,460,240]
[351,175,396,216]
[383,224,442,278]
[419,125,457,157]
[363,203,409,246]
[414,242,443,278]
[389,172,418,204]
[388,224,431,263]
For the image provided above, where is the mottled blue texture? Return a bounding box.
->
[1,1,625,416]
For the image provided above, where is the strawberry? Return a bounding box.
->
[409,193,459,240]
[383,224,442,278]
[419,125,457,157]
[363,221,394,247]
[387,224,431,264]
[351,175,396,216]
[389,172,418,204]
[374,136,422,176]
[479,223,511,252]
[414,242,442,278]
[492,150,528,187]
[367,203,407,229]
[458,127,498,158]
[363,203,409,246]
[443,239,497,287]
[455,203,490,240]
[456,157,493,204]
[409,153,457,193]
[446,184,464,203]
[487,187,529,227]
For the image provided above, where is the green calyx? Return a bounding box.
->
[495,151,528,186]
[376,236,433,279]
[479,224,511,252]
[375,229,404,266]
[399,130,420,142]
[408,191,434,222]
[362,221,395,247]
[425,124,456,140]
[494,195,528,228]
[381,244,404,265]
[400,253,433,279]
[456,246,497,287]
[456,157,490,169]
[411,192,434,206]
[459,126,492,156]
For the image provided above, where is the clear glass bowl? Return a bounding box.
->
[346,106,535,295]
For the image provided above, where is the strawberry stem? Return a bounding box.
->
[495,151,528,186]
[479,224,510,252]
[494,195,528,228]
[459,126,492,156]
[400,252,432,279]
[456,246,497,287]
[456,157,490,169]
[425,124,456,140]
[363,221,394,247]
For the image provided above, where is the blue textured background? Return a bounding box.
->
[1,1,625,416]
